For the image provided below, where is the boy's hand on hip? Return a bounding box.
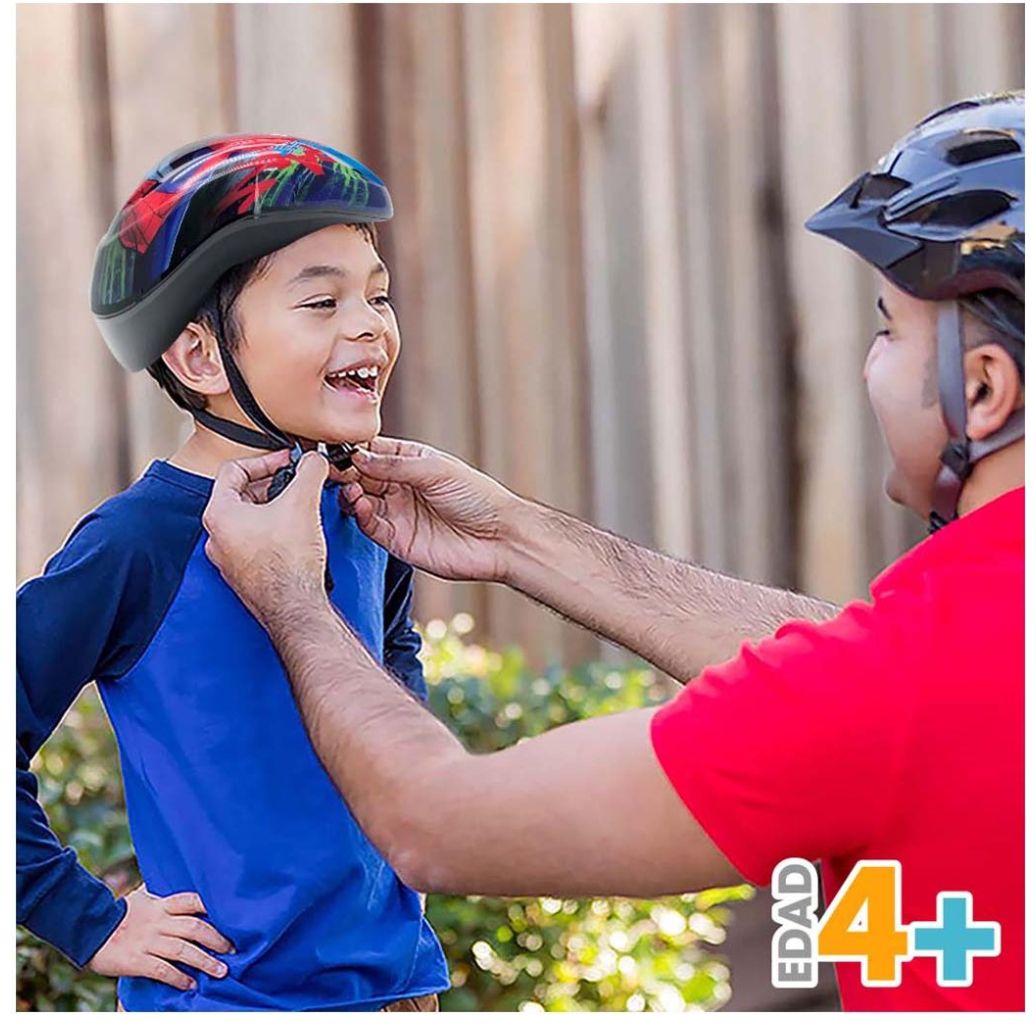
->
[334,437,519,583]
[87,885,234,991]
[203,450,329,624]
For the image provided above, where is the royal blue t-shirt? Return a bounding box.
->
[17,460,449,1010]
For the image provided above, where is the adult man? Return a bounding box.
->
[203,93,1024,1010]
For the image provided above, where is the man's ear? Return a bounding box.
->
[162,322,230,398]
[963,342,1024,443]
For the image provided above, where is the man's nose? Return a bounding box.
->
[863,338,880,384]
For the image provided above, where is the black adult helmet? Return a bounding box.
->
[806,91,1025,531]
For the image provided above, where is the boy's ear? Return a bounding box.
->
[162,322,230,399]
[963,341,1024,444]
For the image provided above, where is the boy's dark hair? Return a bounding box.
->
[147,222,379,413]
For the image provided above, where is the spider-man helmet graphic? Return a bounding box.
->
[90,134,393,371]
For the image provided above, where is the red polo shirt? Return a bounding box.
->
[651,487,1024,1011]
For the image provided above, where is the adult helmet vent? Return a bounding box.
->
[944,131,1021,166]
[900,190,1012,231]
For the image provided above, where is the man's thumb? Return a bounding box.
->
[353,447,429,484]
[290,451,331,499]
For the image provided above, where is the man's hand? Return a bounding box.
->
[87,885,233,992]
[337,437,837,683]
[335,437,521,583]
[202,450,330,625]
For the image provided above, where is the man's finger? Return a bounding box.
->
[286,450,330,501]
[351,447,434,486]
[351,491,396,549]
[210,451,291,507]
[363,435,427,458]
[232,450,293,481]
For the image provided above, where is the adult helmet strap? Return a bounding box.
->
[928,301,1025,533]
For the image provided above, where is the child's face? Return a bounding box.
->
[230,224,399,446]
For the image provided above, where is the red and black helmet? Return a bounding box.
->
[91,134,393,372]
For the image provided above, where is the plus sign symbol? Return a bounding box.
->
[911,892,1001,986]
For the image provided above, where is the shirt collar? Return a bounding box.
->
[872,485,1024,593]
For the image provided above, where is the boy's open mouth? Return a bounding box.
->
[324,363,381,401]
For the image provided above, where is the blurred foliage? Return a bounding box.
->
[18,615,752,1012]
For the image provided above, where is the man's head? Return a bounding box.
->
[91,134,395,452]
[150,222,399,447]
[864,278,1023,517]
[807,92,1024,528]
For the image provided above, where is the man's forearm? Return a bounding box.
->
[261,592,740,899]
[261,593,466,883]
[501,499,838,683]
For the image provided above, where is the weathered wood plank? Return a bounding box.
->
[16,4,123,581]
[232,3,360,148]
[461,4,592,666]
[775,2,872,603]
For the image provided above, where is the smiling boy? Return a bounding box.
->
[17,136,448,1011]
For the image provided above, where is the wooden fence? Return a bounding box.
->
[17,3,1023,667]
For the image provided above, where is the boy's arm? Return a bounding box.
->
[380,554,428,702]
[16,516,135,966]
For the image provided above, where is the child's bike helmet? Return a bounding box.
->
[91,134,393,460]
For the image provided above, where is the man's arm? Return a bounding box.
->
[340,439,837,683]
[501,498,836,683]
[262,591,742,898]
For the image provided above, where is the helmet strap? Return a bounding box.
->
[185,310,293,452]
[928,301,1025,533]
[185,314,357,486]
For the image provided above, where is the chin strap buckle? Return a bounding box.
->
[320,442,356,472]
[938,439,973,481]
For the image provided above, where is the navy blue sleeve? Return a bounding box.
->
[16,510,170,967]
[382,555,428,702]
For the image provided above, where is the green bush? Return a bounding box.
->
[17,616,751,1011]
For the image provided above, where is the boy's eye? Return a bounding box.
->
[302,298,337,310]
[370,293,393,307]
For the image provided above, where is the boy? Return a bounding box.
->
[17,135,449,1011]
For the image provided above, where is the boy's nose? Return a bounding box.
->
[341,301,389,341]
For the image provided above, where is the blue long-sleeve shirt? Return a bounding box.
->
[17,459,449,1010]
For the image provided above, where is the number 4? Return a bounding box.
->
[817,861,912,986]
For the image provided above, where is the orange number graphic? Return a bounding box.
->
[817,861,911,986]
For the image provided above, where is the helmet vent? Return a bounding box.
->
[904,190,1012,228]
[857,173,910,204]
[945,132,1021,166]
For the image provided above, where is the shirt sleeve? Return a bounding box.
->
[649,598,918,886]
[381,555,428,702]
[16,512,154,967]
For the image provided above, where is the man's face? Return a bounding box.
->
[864,278,948,518]
[229,224,400,446]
